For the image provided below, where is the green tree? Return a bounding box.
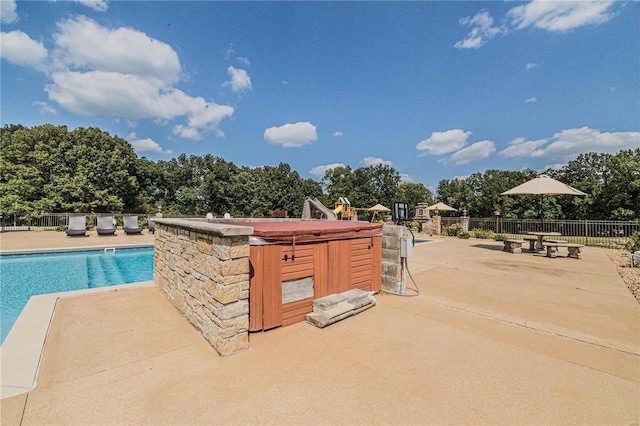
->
[1,124,140,215]
[398,182,433,217]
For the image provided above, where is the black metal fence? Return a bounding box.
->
[0,213,153,231]
[441,217,639,248]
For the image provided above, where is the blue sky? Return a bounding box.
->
[1,1,638,191]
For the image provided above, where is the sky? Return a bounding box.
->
[1,0,639,191]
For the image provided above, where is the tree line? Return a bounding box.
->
[1,124,638,221]
[436,150,640,220]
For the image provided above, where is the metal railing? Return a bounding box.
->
[466,218,639,248]
[0,213,154,231]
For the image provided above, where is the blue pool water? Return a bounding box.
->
[413,239,433,244]
[0,247,154,344]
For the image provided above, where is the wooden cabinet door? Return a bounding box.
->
[327,240,351,294]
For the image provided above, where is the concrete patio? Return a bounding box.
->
[1,231,638,424]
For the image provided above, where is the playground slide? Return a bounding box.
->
[302,197,337,220]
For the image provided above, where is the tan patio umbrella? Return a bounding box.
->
[368,203,391,212]
[426,202,457,215]
[501,174,587,227]
[368,204,391,222]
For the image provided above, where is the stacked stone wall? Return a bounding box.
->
[381,225,404,293]
[153,219,252,356]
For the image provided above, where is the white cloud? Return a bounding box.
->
[499,127,640,161]
[526,62,538,71]
[453,175,470,181]
[0,0,17,24]
[525,97,538,103]
[33,101,58,115]
[499,137,547,158]
[362,156,393,167]
[458,1,618,49]
[309,163,346,178]
[455,10,507,49]
[46,70,233,125]
[399,173,413,183]
[172,125,202,141]
[540,163,566,173]
[508,0,616,32]
[52,16,181,84]
[264,122,317,148]
[75,0,108,12]
[0,30,48,70]
[26,16,235,139]
[127,132,172,154]
[333,131,343,137]
[416,129,472,155]
[449,140,496,165]
[224,66,252,92]
[531,127,640,160]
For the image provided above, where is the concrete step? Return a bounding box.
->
[307,289,376,328]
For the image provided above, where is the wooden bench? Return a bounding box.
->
[543,242,585,259]
[503,239,525,254]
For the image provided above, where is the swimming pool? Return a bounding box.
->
[0,247,154,344]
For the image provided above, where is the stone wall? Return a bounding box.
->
[153,219,253,356]
[381,225,404,293]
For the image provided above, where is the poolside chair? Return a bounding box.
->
[124,215,142,235]
[66,215,87,237]
[96,215,116,235]
[148,217,156,234]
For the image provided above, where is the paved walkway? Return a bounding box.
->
[1,234,638,424]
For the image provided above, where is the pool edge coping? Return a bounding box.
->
[0,243,154,256]
[0,281,155,400]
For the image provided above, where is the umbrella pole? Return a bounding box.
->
[539,194,544,231]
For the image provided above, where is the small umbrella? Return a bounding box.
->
[426,202,457,215]
[368,204,391,222]
[368,203,391,212]
[501,174,586,227]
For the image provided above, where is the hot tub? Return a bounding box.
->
[228,221,383,331]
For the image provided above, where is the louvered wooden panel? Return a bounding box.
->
[282,297,314,327]
[313,242,328,298]
[281,244,315,281]
[371,236,382,292]
[262,245,283,330]
[350,238,372,290]
[328,240,351,294]
[249,246,264,332]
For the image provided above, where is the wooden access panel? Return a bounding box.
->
[249,246,263,332]
[327,240,351,294]
[250,245,283,331]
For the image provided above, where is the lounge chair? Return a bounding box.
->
[96,215,116,235]
[124,216,142,235]
[66,215,87,237]
[148,217,156,234]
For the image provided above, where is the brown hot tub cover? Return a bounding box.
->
[224,221,383,244]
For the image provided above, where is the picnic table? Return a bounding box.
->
[527,231,562,251]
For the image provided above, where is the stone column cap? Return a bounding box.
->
[153,218,254,237]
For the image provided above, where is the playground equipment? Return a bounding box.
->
[303,197,391,222]
[302,197,337,220]
[334,197,358,220]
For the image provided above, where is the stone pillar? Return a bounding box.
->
[381,225,404,294]
[433,215,441,235]
[153,218,253,356]
[460,215,469,233]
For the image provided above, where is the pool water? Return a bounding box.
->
[0,247,154,344]
[413,239,433,244]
